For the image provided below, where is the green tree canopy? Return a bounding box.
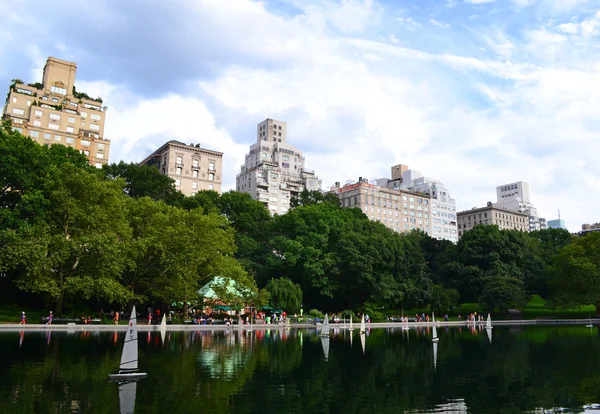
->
[265,277,303,312]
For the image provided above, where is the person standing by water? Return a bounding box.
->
[114,311,119,325]
[19,311,26,324]
[46,311,53,325]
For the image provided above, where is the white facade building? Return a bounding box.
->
[382,164,458,243]
[494,181,541,231]
[236,118,321,215]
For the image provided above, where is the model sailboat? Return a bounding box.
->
[486,313,493,329]
[349,315,354,331]
[360,315,366,334]
[109,306,147,380]
[320,314,330,337]
[432,313,439,343]
[360,332,366,354]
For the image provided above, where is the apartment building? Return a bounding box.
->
[379,164,458,243]
[494,181,542,231]
[2,56,109,167]
[547,219,567,229]
[139,140,223,196]
[579,223,600,236]
[236,118,321,215]
[331,178,433,235]
[457,202,529,238]
[539,218,548,230]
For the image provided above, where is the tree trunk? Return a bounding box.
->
[183,299,189,320]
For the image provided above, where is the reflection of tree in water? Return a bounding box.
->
[2,327,600,413]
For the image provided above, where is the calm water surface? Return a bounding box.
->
[2,325,600,413]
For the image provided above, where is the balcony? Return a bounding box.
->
[257,179,268,188]
[302,168,315,175]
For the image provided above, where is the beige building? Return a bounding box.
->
[2,57,110,167]
[139,140,223,196]
[331,178,433,235]
[457,202,529,238]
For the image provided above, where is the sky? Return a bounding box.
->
[1,0,599,232]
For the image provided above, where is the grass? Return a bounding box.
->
[0,308,45,324]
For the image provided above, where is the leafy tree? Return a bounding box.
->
[479,275,527,313]
[102,161,184,204]
[265,277,303,312]
[290,189,341,209]
[548,232,600,312]
[430,284,459,314]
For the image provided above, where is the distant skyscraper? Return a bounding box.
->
[380,164,458,243]
[3,56,110,167]
[139,140,223,196]
[236,118,321,214]
[495,181,540,231]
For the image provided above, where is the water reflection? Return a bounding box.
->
[3,326,600,413]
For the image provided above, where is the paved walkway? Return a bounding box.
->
[0,319,595,332]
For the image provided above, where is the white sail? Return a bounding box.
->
[486,313,492,329]
[486,327,492,344]
[118,380,137,414]
[433,341,438,371]
[349,330,353,347]
[321,335,330,361]
[360,332,366,354]
[321,314,330,337]
[119,306,139,373]
[349,316,354,331]
[360,315,366,333]
[160,314,167,345]
[432,325,438,341]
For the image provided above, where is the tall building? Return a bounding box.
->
[547,219,566,229]
[2,56,110,167]
[377,164,458,242]
[494,181,540,231]
[539,218,548,230]
[236,118,321,215]
[579,223,600,236]
[139,140,223,196]
[331,178,433,235]
[457,202,529,238]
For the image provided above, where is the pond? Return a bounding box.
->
[2,325,600,413]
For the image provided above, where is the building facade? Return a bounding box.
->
[2,56,110,167]
[547,219,566,229]
[539,218,548,230]
[236,118,321,215]
[139,140,223,196]
[579,223,600,236]
[331,178,433,235]
[494,181,541,231]
[380,164,458,243]
[457,202,529,238]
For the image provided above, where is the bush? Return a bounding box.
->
[340,309,355,321]
[362,302,384,322]
[308,309,324,319]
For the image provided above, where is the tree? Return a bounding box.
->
[265,277,303,312]
[548,232,600,312]
[290,189,340,209]
[479,275,527,313]
[5,164,133,313]
[430,284,459,314]
[102,161,184,204]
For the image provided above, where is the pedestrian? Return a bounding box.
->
[147,313,152,325]
[114,311,120,325]
[19,311,26,325]
[46,311,53,325]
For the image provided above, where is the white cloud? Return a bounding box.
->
[465,0,496,4]
[429,18,451,28]
[395,17,422,30]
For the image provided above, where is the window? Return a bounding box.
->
[52,98,59,103]
[91,114,101,121]
[97,143,105,151]
[96,153,104,159]
[192,159,199,168]
[12,108,24,115]
[80,112,88,118]
[192,182,198,189]
[209,162,215,171]
[68,117,75,123]
[176,156,183,165]
[49,113,60,121]
[27,100,31,106]
[30,131,39,138]
[55,135,61,142]
[82,150,90,156]
[95,163,103,168]
[176,167,182,175]
[48,123,59,130]
[209,173,215,181]
[208,185,214,191]
[66,137,74,144]
[192,170,198,178]
[89,124,100,131]
[33,120,41,127]
[12,97,17,103]
[175,179,181,187]
[12,127,23,134]
[50,85,66,95]
[66,126,74,133]
[34,110,42,117]
[44,133,51,140]
[81,140,91,147]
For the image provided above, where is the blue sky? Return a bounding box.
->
[1,0,599,231]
